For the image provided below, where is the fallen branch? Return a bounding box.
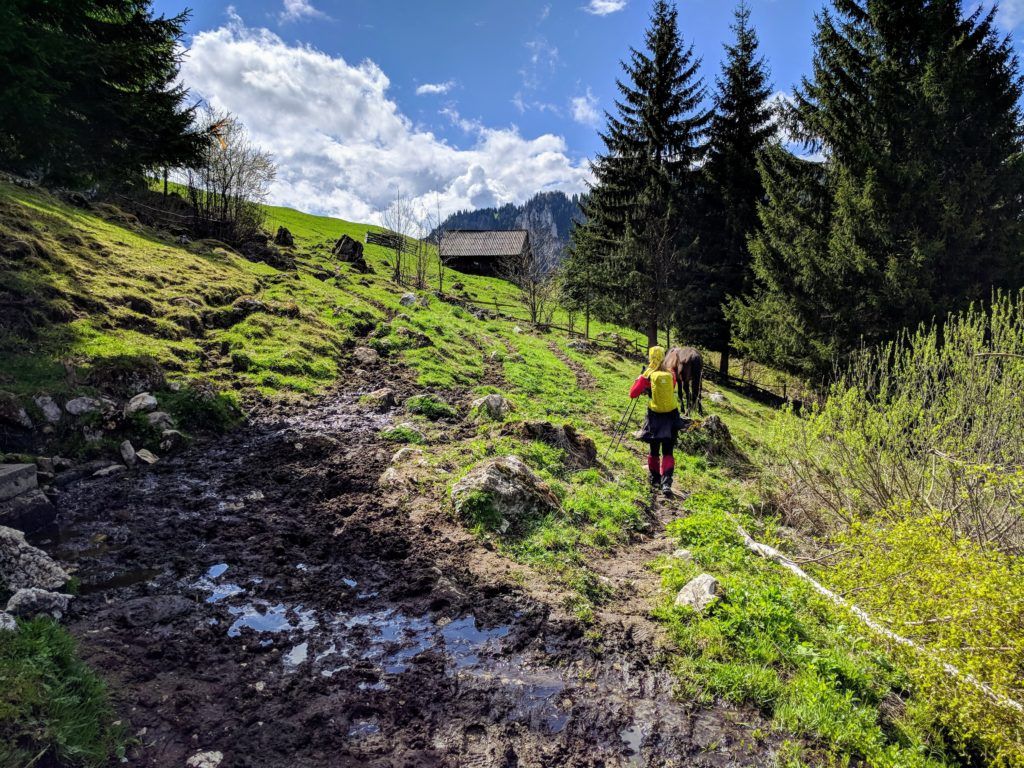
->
[732,511,1024,715]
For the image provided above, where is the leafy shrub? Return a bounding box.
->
[161,382,241,433]
[380,425,423,444]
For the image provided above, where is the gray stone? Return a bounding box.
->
[93,464,127,478]
[6,588,72,620]
[125,392,158,416]
[0,488,56,533]
[0,391,32,430]
[65,396,101,416]
[709,392,726,405]
[469,394,515,422]
[274,226,294,247]
[0,464,37,501]
[451,456,559,537]
[352,347,380,366]
[159,429,188,454]
[36,457,54,475]
[34,395,63,424]
[120,440,137,467]
[0,526,68,591]
[0,611,16,632]
[361,388,396,411]
[136,449,159,465]
[399,292,417,307]
[146,411,175,430]
[332,234,370,272]
[673,574,722,613]
[671,548,694,563]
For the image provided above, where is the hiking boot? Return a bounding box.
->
[661,472,674,497]
[649,472,662,489]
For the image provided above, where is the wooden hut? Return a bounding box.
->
[438,230,531,277]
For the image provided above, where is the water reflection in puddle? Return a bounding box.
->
[227,602,316,637]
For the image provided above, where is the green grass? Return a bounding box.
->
[0,619,125,767]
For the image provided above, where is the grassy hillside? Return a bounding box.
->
[1,181,1014,767]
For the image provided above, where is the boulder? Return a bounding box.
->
[361,388,396,411]
[332,235,370,272]
[0,611,16,632]
[0,526,69,591]
[399,293,417,307]
[709,392,727,405]
[6,588,72,620]
[671,548,694,563]
[378,447,427,492]
[120,440,137,467]
[0,464,36,502]
[0,392,32,430]
[451,456,559,536]
[159,429,188,454]
[567,339,593,352]
[124,392,158,416]
[469,394,515,422]
[0,488,56,533]
[136,449,159,465]
[352,347,380,366]
[146,411,175,430]
[501,421,597,471]
[34,395,63,424]
[65,396,102,416]
[673,574,722,613]
[273,226,295,247]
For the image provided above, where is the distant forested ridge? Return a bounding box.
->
[434,191,585,267]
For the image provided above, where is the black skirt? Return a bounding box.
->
[640,408,680,442]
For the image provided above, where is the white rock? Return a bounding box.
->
[34,395,63,424]
[399,292,417,307]
[186,751,224,768]
[93,465,127,478]
[6,587,72,620]
[673,573,722,614]
[146,411,174,430]
[136,449,159,464]
[672,548,693,562]
[0,611,16,632]
[709,392,726,405]
[469,394,515,422]
[125,392,158,416]
[451,456,560,536]
[120,440,137,467]
[0,526,69,591]
[65,396,101,416]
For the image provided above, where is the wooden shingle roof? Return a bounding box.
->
[439,230,529,258]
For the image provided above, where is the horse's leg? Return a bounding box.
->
[695,362,705,415]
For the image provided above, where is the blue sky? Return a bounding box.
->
[153,0,1023,223]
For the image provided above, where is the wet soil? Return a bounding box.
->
[38,369,783,767]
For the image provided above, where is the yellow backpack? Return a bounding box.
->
[648,371,676,413]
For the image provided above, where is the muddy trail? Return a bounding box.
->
[35,368,780,767]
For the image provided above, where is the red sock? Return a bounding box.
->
[661,456,675,474]
[647,455,659,473]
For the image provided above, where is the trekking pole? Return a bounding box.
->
[603,397,638,463]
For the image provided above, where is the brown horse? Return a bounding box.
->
[665,346,704,415]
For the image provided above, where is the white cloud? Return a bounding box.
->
[571,88,601,127]
[415,81,454,96]
[521,37,560,89]
[180,18,591,223]
[279,0,324,23]
[995,0,1024,29]
[583,0,627,16]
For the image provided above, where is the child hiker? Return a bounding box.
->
[629,346,680,496]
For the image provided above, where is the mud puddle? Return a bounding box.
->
[43,381,782,767]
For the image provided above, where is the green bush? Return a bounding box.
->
[0,619,124,767]
[161,383,241,433]
[380,425,423,444]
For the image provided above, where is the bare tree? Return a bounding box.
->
[501,231,560,325]
[184,107,275,243]
[380,187,415,284]
[434,194,449,294]
[412,203,438,290]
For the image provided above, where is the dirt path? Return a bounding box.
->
[36,371,781,767]
[548,342,597,390]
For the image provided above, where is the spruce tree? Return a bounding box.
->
[682,1,774,376]
[570,0,710,346]
[0,0,202,186]
[730,0,1024,380]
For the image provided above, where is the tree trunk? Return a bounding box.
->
[646,315,658,348]
[585,305,590,340]
[719,347,730,378]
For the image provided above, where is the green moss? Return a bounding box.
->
[380,425,423,444]
[405,394,457,421]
